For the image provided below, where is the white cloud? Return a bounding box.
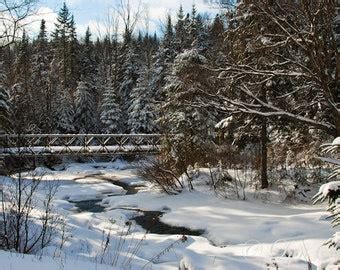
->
[25,0,217,39]
[24,6,58,37]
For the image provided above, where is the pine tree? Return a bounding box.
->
[119,44,140,132]
[150,14,176,106]
[53,3,79,95]
[188,5,198,46]
[80,27,99,130]
[160,49,218,173]
[209,15,224,48]
[11,31,33,132]
[67,15,80,92]
[163,49,216,137]
[95,35,114,110]
[81,27,96,79]
[100,77,121,133]
[164,14,174,49]
[74,80,96,133]
[128,64,157,134]
[207,15,225,66]
[52,2,72,90]
[31,19,51,132]
[174,5,186,53]
[190,14,208,51]
[0,61,10,134]
[55,88,75,133]
[49,58,74,133]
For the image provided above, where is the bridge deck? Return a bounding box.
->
[0,134,163,157]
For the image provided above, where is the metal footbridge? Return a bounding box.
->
[0,134,163,157]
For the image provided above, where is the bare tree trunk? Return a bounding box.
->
[261,118,268,189]
[335,107,340,137]
[260,87,268,189]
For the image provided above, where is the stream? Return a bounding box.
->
[69,174,204,236]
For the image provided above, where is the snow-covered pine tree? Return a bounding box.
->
[119,44,140,133]
[95,35,114,116]
[128,63,157,134]
[79,27,99,132]
[80,27,96,81]
[52,3,79,95]
[188,5,208,51]
[160,49,218,174]
[11,30,34,133]
[67,15,80,93]
[313,138,340,250]
[209,1,339,187]
[163,49,217,137]
[150,14,176,104]
[174,5,187,53]
[0,62,10,134]
[207,14,225,66]
[31,19,51,132]
[74,80,96,133]
[100,77,121,134]
[55,88,75,133]
[49,58,75,133]
[163,14,175,53]
[52,2,72,91]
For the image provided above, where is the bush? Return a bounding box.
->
[138,157,183,194]
[313,138,340,250]
[0,171,64,254]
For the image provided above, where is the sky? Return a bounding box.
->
[27,0,221,38]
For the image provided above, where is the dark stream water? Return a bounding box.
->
[69,174,204,236]
[131,210,204,236]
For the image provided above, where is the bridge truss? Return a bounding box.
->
[0,134,163,157]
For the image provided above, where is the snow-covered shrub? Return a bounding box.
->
[0,171,65,254]
[313,181,340,250]
[159,134,217,190]
[208,162,247,200]
[313,137,340,250]
[138,157,184,194]
[97,220,147,268]
[186,163,200,186]
[159,49,218,180]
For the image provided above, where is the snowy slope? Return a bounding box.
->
[0,161,338,270]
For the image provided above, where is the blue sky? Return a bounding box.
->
[27,0,219,38]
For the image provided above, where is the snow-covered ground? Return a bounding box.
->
[0,160,338,270]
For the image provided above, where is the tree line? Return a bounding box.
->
[0,3,220,135]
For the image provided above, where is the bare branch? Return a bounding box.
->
[0,0,38,48]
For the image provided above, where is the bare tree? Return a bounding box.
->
[0,0,38,48]
[204,0,236,10]
[94,8,120,42]
[207,0,339,137]
[116,0,142,43]
[195,0,339,188]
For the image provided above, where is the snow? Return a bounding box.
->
[317,181,340,198]
[332,137,340,146]
[0,251,115,270]
[330,232,340,250]
[319,157,340,165]
[215,116,233,129]
[104,189,333,247]
[57,181,125,202]
[0,162,338,270]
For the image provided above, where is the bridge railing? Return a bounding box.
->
[0,134,163,157]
